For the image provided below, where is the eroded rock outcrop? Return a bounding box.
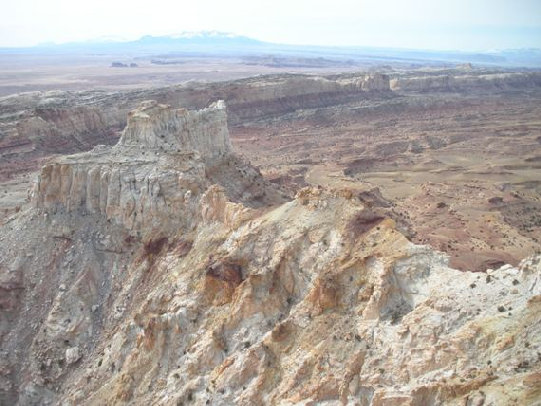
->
[221,73,391,122]
[0,97,540,405]
[0,72,390,186]
[32,100,279,234]
[390,71,541,92]
[117,100,231,160]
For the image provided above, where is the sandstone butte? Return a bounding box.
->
[0,99,540,405]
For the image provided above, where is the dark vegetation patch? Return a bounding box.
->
[499,200,541,234]
[488,196,504,205]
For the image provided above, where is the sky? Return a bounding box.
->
[1,0,540,51]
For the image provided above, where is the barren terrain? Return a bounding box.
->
[233,89,541,271]
[1,64,541,405]
[1,68,539,272]
[0,54,364,96]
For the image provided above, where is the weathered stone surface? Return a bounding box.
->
[31,100,281,234]
[117,100,231,160]
[390,71,541,92]
[0,95,540,406]
[0,72,390,181]
[65,347,81,365]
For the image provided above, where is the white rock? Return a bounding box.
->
[65,347,81,365]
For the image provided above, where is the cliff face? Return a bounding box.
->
[117,100,231,160]
[32,100,278,234]
[1,96,540,406]
[33,151,208,233]
[0,73,390,192]
[390,72,541,92]
[0,95,116,178]
[218,73,391,122]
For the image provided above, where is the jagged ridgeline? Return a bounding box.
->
[0,99,539,406]
[32,100,283,233]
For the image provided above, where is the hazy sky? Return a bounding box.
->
[1,0,540,50]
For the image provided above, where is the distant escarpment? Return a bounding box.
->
[4,70,541,183]
[0,73,389,183]
[390,71,541,92]
[217,73,391,122]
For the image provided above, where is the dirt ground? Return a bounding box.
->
[0,54,362,96]
[229,91,541,271]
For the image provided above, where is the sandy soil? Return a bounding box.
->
[0,54,361,96]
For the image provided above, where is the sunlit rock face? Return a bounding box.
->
[31,100,273,234]
[117,100,231,160]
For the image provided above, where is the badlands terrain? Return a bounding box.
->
[0,68,540,405]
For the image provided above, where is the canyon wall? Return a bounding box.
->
[390,71,541,92]
[4,70,541,182]
[203,73,392,122]
[0,73,390,180]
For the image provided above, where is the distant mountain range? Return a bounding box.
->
[2,31,541,68]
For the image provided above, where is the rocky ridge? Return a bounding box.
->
[390,71,541,93]
[0,72,390,190]
[0,98,540,405]
[3,70,541,186]
[33,100,282,233]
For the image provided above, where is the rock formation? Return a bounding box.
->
[390,71,541,92]
[4,70,541,188]
[0,72,391,202]
[32,100,281,234]
[117,100,231,159]
[0,97,540,405]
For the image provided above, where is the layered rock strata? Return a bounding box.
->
[4,70,541,186]
[0,72,390,191]
[1,185,540,405]
[0,94,540,405]
[390,71,541,92]
[117,100,231,159]
[32,100,275,234]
